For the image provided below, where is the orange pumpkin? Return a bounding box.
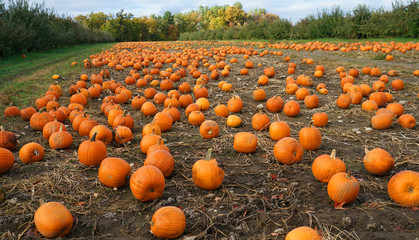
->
[312,149,346,183]
[144,149,174,177]
[34,202,73,238]
[89,125,113,145]
[363,148,394,176]
[266,96,284,113]
[252,112,270,131]
[299,123,322,150]
[327,171,360,208]
[398,114,416,128]
[387,170,419,207]
[269,115,290,141]
[227,94,243,113]
[285,226,320,240]
[78,132,107,167]
[283,101,300,117]
[19,142,44,164]
[192,148,224,190]
[199,120,219,139]
[114,126,133,145]
[150,206,186,239]
[0,147,14,174]
[98,157,131,188]
[0,126,17,151]
[312,112,328,127]
[273,137,303,165]
[49,125,73,149]
[130,165,165,202]
[233,132,257,154]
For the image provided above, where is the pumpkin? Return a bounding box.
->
[69,107,84,123]
[226,115,242,128]
[147,139,170,156]
[286,83,298,95]
[370,67,381,77]
[144,149,174,177]
[327,171,360,208]
[391,79,404,90]
[214,103,229,118]
[78,132,107,167]
[398,114,416,128]
[112,110,134,130]
[387,170,419,207]
[199,120,220,139]
[34,202,73,238]
[253,88,266,101]
[98,157,131,188]
[141,101,158,116]
[150,206,186,239]
[179,94,193,108]
[336,94,351,109]
[0,126,17,151]
[132,95,147,110]
[130,165,165,201]
[194,86,208,99]
[252,111,270,131]
[78,119,98,137]
[140,132,162,154]
[49,125,73,149]
[162,105,181,123]
[192,148,225,190]
[266,96,284,113]
[154,92,167,105]
[363,148,394,176]
[153,112,173,132]
[369,92,387,107]
[361,100,378,111]
[188,111,205,126]
[372,80,386,92]
[285,226,320,240]
[30,108,54,131]
[4,106,20,117]
[295,88,309,100]
[304,95,319,108]
[283,101,300,117]
[386,103,404,117]
[107,107,124,126]
[312,149,346,183]
[114,126,133,145]
[196,97,210,111]
[20,107,36,121]
[371,113,392,130]
[48,106,66,123]
[185,103,200,117]
[19,142,44,164]
[0,148,14,174]
[299,122,322,150]
[269,115,290,141]
[233,132,257,154]
[273,137,303,165]
[164,96,179,108]
[312,112,328,127]
[89,125,113,145]
[227,94,243,113]
[72,112,90,132]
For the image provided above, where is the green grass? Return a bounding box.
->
[225,38,418,44]
[0,43,115,109]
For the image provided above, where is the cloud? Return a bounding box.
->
[16,0,395,23]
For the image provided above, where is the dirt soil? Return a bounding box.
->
[0,41,418,240]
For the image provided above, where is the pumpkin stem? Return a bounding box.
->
[408,186,414,194]
[207,129,213,135]
[91,131,98,141]
[206,148,212,161]
[364,146,369,155]
[0,126,4,132]
[167,103,172,109]
[38,107,46,113]
[345,170,352,180]
[58,124,64,132]
[330,149,336,159]
[34,149,40,157]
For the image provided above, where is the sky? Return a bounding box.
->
[13,0,395,23]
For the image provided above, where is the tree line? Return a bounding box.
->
[0,0,417,57]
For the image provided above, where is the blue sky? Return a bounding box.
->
[19,0,394,23]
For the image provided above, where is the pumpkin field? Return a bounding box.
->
[0,40,418,239]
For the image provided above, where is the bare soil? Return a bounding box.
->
[0,41,418,240]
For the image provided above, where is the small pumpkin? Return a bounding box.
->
[19,142,44,164]
[299,122,322,150]
[269,115,290,141]
[34,202,73,238]
[226,115,242,128]
[233,132,257,154]
[140,131,161,154]
[98,157,131,188]
[363,147,394,176]
[150,206,186,239]
[336,94,351,109]
[398,114,416,128]
[304,95,319,108]
[252,111,270,131]
[371,113,393,130]
[387,170,419,207]
[327,170,360,208]
[79,119,99,137]
[30,108,54,131]
[253,88,266,101]
[4,106,20,117]
[130,165,165,201]
[0,147,14,174]
[192,148,225,190]
[312,149,346,183]
[20,107,37,121]
[227,94,243,113]
[285,226,320,240]
[0,126,17,151]
[266,96,284,113]
[214,103,229,118]
[153,112,173,132]
[89,125,113,145]
[283,101,300,117]
[78,132,107,167]
[199,120,219,139]
[188,111,205,126]
[141,101,158,116]
[273,137,303,165]
[49,125,73,149]
[144,149,174,177]
[112,110,134,130]
[114,126,133,145]
[312,112,328,127]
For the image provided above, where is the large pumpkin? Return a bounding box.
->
[144,149,174,177]
[299,123,322,150]
[192,148,225,190]
[130,165,165,201]
[78,132,107,167]
[387,170,419,207]
[150,206,186,239]
[34,202,73,238]
[98,157,131,188]
[312,149,346,183]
